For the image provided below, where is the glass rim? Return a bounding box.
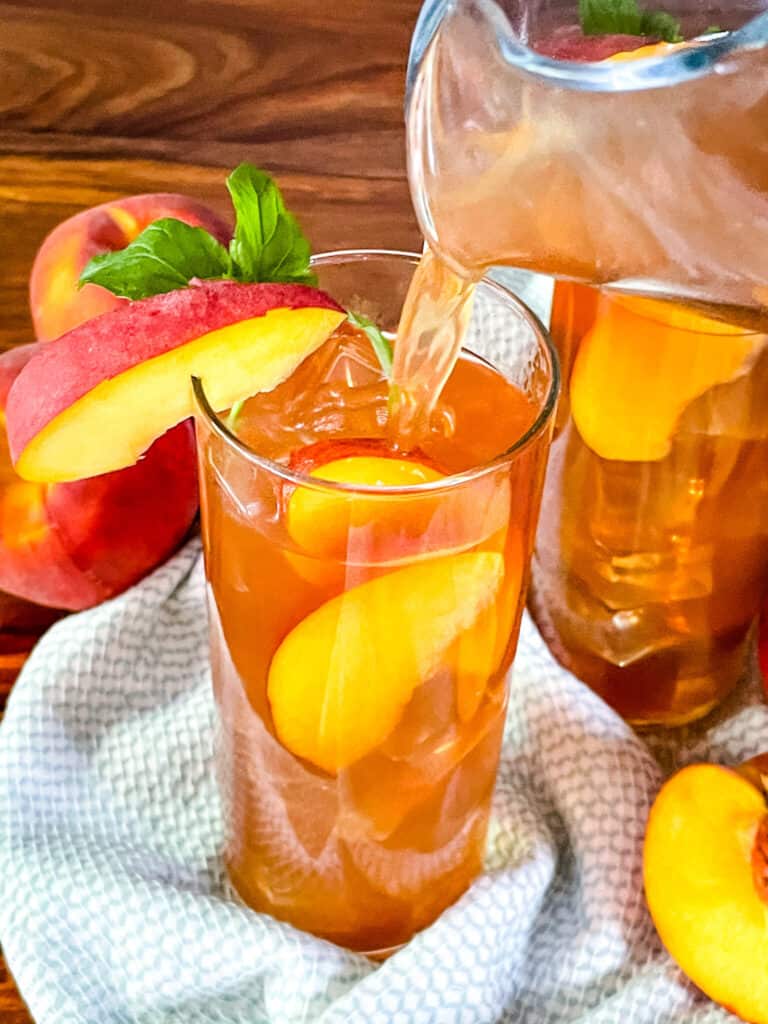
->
[192,248,559,497]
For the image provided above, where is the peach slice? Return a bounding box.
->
[644,762,768,1022]
[605,41,684,62]
[454,534,521,722]
[7,280,345,483]
[287,441,444,563]
[30,193,230,341]
[570,296,761,461]
[0,342,198,610]
[287,440,510,568]
[267,551,504,774]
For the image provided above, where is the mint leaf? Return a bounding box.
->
[579,0,682,42]
[226,164,317,286]
[79,219,231,300]
[79,164,318,300]
[347,311,394,378]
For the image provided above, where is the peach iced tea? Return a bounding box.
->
[194,251,556,951]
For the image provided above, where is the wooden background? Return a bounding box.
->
[0,0,422,1018]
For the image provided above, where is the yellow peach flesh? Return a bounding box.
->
[16,306,345,483]
[267,551,504,774]
[570,298,761,461]
[288,455,445,561]
[644,763,768,1022]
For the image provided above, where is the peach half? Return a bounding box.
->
[30,193,230,341]
[7,280,346,483]
[267,551,504,774]
[0,343,198,610]
[644,760,768,1021]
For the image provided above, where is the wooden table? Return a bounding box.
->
[0,2,421,1017]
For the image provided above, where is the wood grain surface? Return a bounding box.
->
[0,0,422,1017]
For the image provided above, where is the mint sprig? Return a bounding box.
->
[347,311,394,378]
[227,164,315,286]
[579,0,682,42]
[79,163,317,300]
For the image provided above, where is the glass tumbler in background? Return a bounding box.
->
[194,250,557,953]
[531,282,768,727]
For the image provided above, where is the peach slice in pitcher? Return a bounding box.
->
[267,551,504,774]
[6,280,345,483]
[569,296,762,462]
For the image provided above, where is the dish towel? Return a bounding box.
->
[0,535,765,1024]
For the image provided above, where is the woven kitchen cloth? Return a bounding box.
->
[1,537,766,1024]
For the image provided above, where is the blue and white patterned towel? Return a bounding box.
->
[0,535,765,1024]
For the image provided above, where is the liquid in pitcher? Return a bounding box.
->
[530,284,768,725]
[407,1,768,317]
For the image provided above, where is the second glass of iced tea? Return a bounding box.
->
[194,250,556,953]
[531,283,768,727]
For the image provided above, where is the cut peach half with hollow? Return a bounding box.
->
[267,551,504,775]
[644,762,768,1022]
[7,280,345,483]
[570,296,762,461]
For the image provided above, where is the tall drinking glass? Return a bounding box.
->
[193,251,557,953]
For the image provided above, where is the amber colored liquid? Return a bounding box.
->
[199,324,550,951]
[529,283,768,725]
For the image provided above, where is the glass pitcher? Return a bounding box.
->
[407,0,768,320]
[406,1,768,726]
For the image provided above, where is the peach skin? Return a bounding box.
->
[7,281,345,483]
[644,759,768,1022]
[0,343,199,610]
[30,193,230,341]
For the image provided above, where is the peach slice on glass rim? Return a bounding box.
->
[644,760,768,1022]
[6,280,346,483]
[0,342,199,610]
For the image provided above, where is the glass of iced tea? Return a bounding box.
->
[193,250,557,953]
[530,282,768,727]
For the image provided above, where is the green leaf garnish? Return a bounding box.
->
[347,311,394,378]
[226,164,317,287]
[79,163,317,300]
[79,219,232,300]
[579,0,682,42]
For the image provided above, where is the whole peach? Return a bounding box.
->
[30,193,230,341]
